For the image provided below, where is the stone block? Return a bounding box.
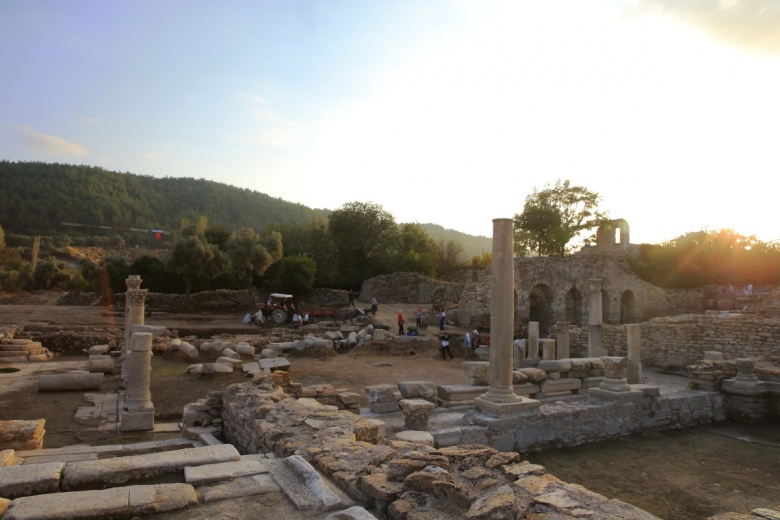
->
[539,378,582,394]
[364,384,400,403]
[537,359,572,373]
[0,461,64,499]
[394,431,435,446]
[118,410,154,432]
[258,358,291,371]
[0,419,45,450]
[368,401,399,414]
[184,459,269,485]
[397,381,436,401]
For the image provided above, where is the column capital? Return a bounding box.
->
[587,279,603,293]
[127,289,149,306]
[125,274,143,290]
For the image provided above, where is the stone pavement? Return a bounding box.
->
[0,436,367,519]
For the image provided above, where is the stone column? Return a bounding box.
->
[556,322,570,360]
[588,279,604,357]
[122,287,148,384]
[119,332,155,431]
[540,339,556,360]
[123,275,143,347]
[513,339,525,369]
[626,324,642,384]
[527,322,540,366]
[475,218,539,417]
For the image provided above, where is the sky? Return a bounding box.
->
[2,0,779,245]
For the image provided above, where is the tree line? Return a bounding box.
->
[0,201,474,306]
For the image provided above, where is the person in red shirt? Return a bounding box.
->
[398,310,405,335]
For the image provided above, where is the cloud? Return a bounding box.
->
[22,126,87,156]
[634,0,780,54]
[145,152,161,160]
[255,128,299,149]
[76,115,100,125]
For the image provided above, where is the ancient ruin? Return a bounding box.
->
[0,218,779,519]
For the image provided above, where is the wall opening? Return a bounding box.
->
[621,290,636,324]
[529,284,555,335]
[565,288,583,327]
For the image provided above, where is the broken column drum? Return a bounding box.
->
[122,286,148,384]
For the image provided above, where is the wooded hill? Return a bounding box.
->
[0,161,492,257]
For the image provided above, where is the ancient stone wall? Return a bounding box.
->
[557,314,780,371]
[15,325,119,356]
[358,272,463,305]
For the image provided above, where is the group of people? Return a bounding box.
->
[242,309,265,326]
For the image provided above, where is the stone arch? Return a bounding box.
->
[621,290,636,324]
[529,284,555,335]
[601,289,610,324]
[565,288,583,327]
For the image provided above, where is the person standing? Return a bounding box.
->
[415,307,423,330]
[473,329,480,349]
[371,296,378,316]
[347,289,356,308]
[438,309,446,331]
[462,332,472,359]
[440,332,454,359]
[398,310,405,335]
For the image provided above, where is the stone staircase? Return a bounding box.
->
[0,436,370,519]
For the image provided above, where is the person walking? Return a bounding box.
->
[397,310,405,335]
[462,332,472,359]
[440,332,454,360]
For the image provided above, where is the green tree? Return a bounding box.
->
[273,220,338,288]
[328,202,398,288]
[169,235,219,296]
[226,227,282,308]
[263,255,317,296]
[32,257,74,289]
[513,180,606,256]
[128,256,182,293]
[435,239,467,281]
[204,224,231,251]
[394,223,436,275]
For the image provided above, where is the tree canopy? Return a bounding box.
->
[513,180,606,256]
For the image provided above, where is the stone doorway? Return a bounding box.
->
[565,288,583,327]
[529,284,554,335]
[621,290,636,324]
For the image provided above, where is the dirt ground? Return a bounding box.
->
[0,297,470,448]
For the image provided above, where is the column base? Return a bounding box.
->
[118,410,155,431]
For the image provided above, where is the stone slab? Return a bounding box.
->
[61,444,240,490]
[22,453,99,465]
[437,385,488,402]
[0,462,64,499]
[632,384,661,397]
[185,459,269,485]
[3,483,197,520]
[200,473,280,502]
[265,455,347,511]
[539,378,582,394]
[589,388,645,401]
[474,396,542,417]
[258,358,291,371]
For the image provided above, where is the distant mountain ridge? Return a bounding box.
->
[0,161,491,256]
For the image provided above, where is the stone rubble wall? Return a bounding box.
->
[215,375,662,519]
[358,272,464,305]
[10,325,119,356]
[0,420,45,450]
